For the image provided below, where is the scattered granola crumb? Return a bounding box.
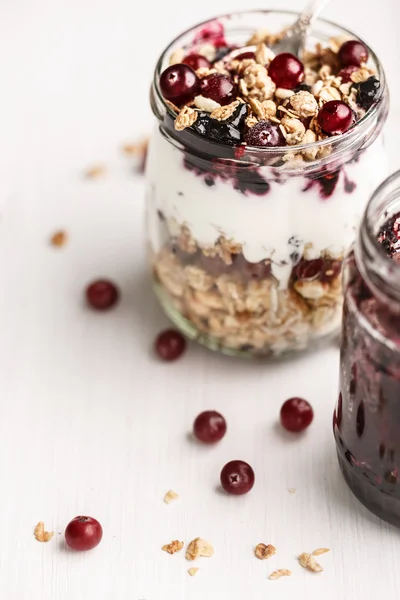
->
[50,230,68,248]
[269,569,292,580]
[161,540,184,554]
[121,139,148,156]
[298,552,323,572]
[84,164,107,179]
[164,490,180,504]
[255,543,277,560]
[34,522,54,543]
[186,538,214,560]
[312,548,330,556]
[188,567,199,577]
[288,488,296,494]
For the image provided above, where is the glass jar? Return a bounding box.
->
[146,10,389,358]
[335,171,400,527]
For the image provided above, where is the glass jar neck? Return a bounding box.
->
[356,170,400,307]
[150,10,389,176]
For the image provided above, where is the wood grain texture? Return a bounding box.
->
[1,1,400,598]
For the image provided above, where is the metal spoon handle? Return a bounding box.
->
[296,0,332,33]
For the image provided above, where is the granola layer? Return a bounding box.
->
[152,226,343,356]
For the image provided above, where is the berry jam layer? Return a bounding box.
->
[335,240,400,525]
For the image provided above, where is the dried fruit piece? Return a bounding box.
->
[164,490,180,504]
[50,230,68,248]
[312,548,330,556]
[298,552,323,572]
[255,543,277,560]
[269,569,292,580]
[188,567,199,576]
[34,522,54,543]
[186,538,214,560]
[162,540,184,554]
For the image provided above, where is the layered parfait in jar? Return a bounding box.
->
[335,172,400,527]
[146,11,389,357]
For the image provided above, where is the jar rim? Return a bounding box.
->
[152,9,388,156]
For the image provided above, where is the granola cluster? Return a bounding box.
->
[161,27,380,162]
[152,225,343,356]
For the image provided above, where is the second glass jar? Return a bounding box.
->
[146,11,389,358]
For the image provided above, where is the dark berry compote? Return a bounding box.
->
[335,197,400,526]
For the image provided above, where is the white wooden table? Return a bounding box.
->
[1,1,400,598]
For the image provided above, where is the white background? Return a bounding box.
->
[1,1,400,599]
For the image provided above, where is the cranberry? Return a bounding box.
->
[193,20,226,48]
[339,65,359,83]
[220,460,255,495]
[155,329,186,361]
[199,73,237,106]
[245,120,286,147]
[268,53,304,89]
[317,101,353,135]
[339,40,369,67]
[295,258,324,281]
[160,64,199,105]
[234,51,256,61]
[183,54,211,71]
[193,410,227,443]
[280,398,314,432]
[86,280,119,310]
[65,516,103,551]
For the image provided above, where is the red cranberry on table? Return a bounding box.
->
[317,100,353,135]
[280,398,314,432]
[220,460,255,495]
[86,280,119,310]
[245,120,286,147]
[338,65,359,83]
[65,516,103,551]
[160,64,199,105]
[193,410,227,443]
[183,54,211,70]
[339,40,369,67]
[199,73,237,106]
[268,53,304,89]
[155,329,186,361]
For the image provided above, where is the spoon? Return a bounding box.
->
[272,0,332,58]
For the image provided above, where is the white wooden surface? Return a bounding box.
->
[1,1,400,599]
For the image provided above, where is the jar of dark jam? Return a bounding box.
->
[335,171,400,526]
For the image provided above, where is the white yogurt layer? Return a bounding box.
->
[146,125,388,287]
